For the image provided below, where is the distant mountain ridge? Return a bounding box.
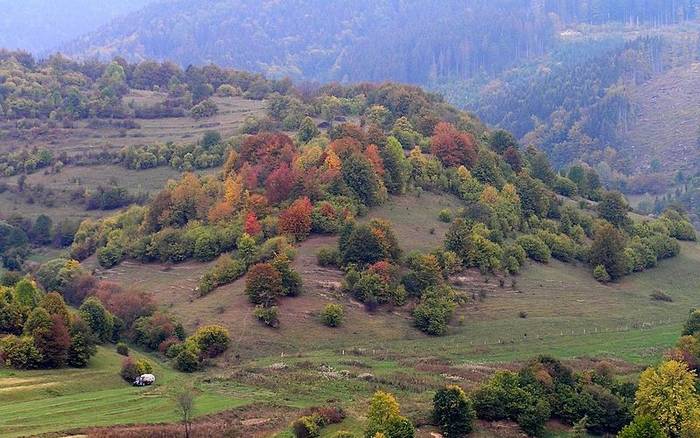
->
[0,0,153,54]
[61,0,699,84]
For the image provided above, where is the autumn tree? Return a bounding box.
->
[238,132,296,179]
[365,390,415,438]
[635,360,699,436]
[278,197,313,240]
[246,263,283,306]
[265,163,298,204]
[503,146,523,172]
[244,212,262,236]
[430,122,478,168]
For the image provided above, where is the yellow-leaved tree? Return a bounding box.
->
[365,390,414,438]
[635,360,699,437]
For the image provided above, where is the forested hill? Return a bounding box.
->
[0,0,152,54]
[63,0,698,84]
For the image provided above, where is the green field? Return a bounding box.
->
[0,347,247,438]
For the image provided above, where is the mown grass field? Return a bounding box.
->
[0,347,246,438]
[2,193,699,437]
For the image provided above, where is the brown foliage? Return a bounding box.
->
[430,122,478,168]
[278,197,313,240]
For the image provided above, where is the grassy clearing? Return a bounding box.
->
[1,93,265,154]
[0,347,245,438]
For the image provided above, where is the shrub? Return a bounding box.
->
[198,255,247,296]
[317,247,340,267]
[292,415,321,438]
[246,263,283,306]
[617,416,667,438]
[120,357,152,382]
[438,209,452,223]
[650,290,673,302]
[272,255,302,297]
[116,342,129,356]
[97,244,123,268]
[433,385,476,437]
[192,325,230,358]
[278,197,313,241]
[516,235,551,263]
[536,230,577,262]
[191,99,218,119]
[174,341,201,372]
[320,304,344,327]
[413,286,456,336]
[254,305,279,328]
[516,399,551,437]
[593,265,610,283]
[0,335,42,369]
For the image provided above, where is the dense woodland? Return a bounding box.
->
[63,0,699,85]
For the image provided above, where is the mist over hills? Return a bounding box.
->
[0,0,152,54]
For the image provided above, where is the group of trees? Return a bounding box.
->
[0,50,289,122]
[1,254,233,373]
[0,276,97,369]
[0,213,79,270]
[119,131,229,172]
[53,77,692,340]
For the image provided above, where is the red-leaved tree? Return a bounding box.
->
[430,122,478,168]
[278,197,313,240]
[244,212,262,236]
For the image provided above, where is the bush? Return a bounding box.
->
[192,325,230,358]
[292,415,321,438]
[191,99,219,119]
[516,399,550,437]
[120,357,152,382]
[384,416,415,438]
[246,263,283,306]
[433,385,476,437]
[536,230,577,262]
[438,209,452,223]
[198,255,247,296]
[116,342,129,356]
[320,304,344,327]
[593,265,610,283]
[413,286,456,336]
[317,247,340,267]
[617,416,667,438]
[174,341,201,372]
[254,305,279,328]
[0,335,42,369]
[516,235,551,263]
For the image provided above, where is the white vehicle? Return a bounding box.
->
[133,373,156,386]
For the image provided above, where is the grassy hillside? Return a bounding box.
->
[624,62,700,174]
